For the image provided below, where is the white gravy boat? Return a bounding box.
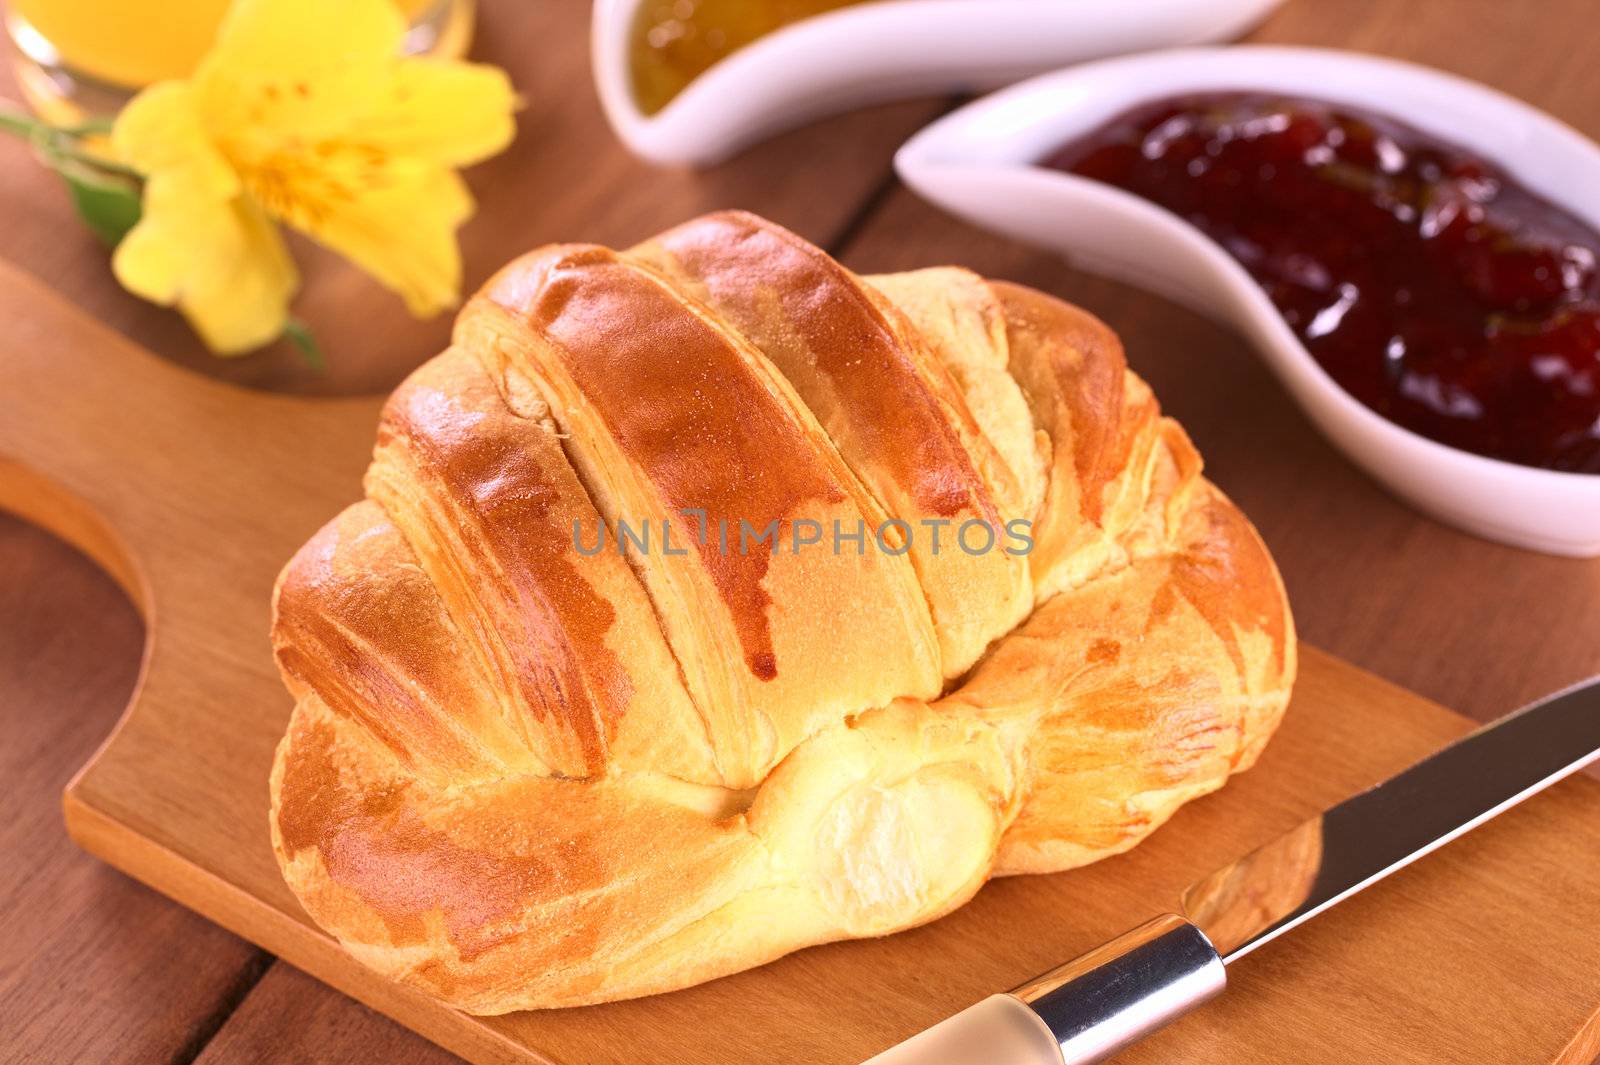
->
[895,45,1600,556]
[591,0,1285,166]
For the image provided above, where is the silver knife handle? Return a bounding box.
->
[862,915,1224,1065]
[1014,914,1226,1063]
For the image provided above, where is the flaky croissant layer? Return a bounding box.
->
[269,211,1295,1013]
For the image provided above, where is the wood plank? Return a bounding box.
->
[1,216,1597,1064]
[192,963,460,1065]
[837,0,1600,728]
[0,511,270,1063]
[0,0,944,395]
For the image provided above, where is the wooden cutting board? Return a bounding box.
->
[2,258,1598,1065]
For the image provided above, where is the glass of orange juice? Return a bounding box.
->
[6,0,474,122]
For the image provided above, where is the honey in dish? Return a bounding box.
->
[628,0,877,116]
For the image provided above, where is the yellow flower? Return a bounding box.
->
[110,0,516,354]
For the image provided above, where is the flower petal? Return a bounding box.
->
[303,167,473,317]
[114,174,298,354]
[207,0,403,79]
[193,0,404,145]
[112,81,238,198]
[360,58,518,167]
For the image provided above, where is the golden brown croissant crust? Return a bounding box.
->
[269,211,1295,1013]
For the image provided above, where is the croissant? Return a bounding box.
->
[269,210,1295,1014]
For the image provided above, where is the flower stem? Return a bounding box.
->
[283,317,327,372]
[43,138,141,178]
[0,99,140,178]
[0,106,40,139]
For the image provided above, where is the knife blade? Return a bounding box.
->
[863,676,1600,1065]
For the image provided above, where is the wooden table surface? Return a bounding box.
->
[2,1,1597,1062]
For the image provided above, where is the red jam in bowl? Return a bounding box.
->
[1042,93,1600,473]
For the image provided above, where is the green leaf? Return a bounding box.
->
[2,103,145,246]
[283,317,327,372]
[54,159,142,247]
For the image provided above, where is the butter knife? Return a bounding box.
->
[864,676,1600,1065]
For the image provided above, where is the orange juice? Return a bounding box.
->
[8,0,461,90]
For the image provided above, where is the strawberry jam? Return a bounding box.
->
[1042,94,1600,473]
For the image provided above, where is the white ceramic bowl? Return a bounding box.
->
[591,0,1285,166]
[895,45,1600,557]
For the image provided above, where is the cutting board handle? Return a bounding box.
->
[1,270,254,606]
[0,263,381,862]
[0,263,379,619]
